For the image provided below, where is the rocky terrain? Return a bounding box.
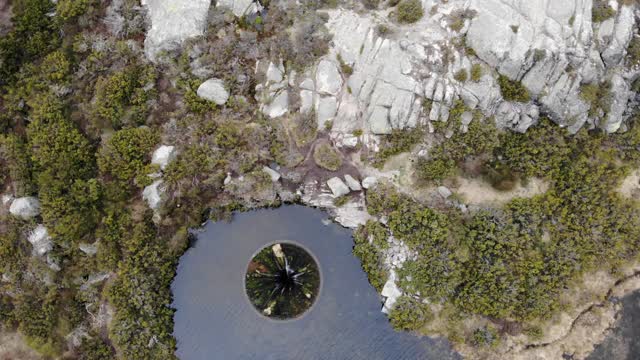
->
[1,0,639,359]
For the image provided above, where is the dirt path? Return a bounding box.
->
[617,169,640,199]
[0,331,41,360]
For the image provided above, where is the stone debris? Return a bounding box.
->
[216,0,261,17]
[381,270,402,314]
[28,225,53,256]
[79,243,98,256]
[327,177,350,198]
[1,194,13,206]
[333,195,371,228]
[151,145,177,170]
[9,196,40,219]
[362,176,378,189]
[262,166,281,182]
[344,175,362,191]
[437,186,453,199]
[197,78,230,105]
[142,180,165,210]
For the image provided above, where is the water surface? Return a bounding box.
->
[171,205,460,360]
[588,290,640,360]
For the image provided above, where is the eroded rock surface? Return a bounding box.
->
[253,3,638,136]
[142,0,212,61]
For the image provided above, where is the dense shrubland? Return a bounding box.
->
[0,0,638,358]
[355,115,640,344]
[0,0,337,357]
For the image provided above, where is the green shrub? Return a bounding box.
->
[396,0,424,24]
[470,64,483,82]
[56,0,93,21]
[313,142,342,171]
[498,75,530,102]
[353,220,389,291]
[0,0,60,84]
[97,127,159,185]
[337,53,353,76]
[592,1,616,23]
[627,36,640,66]
[78,334,115,360]
[414,153,456,185]
[472,326,500,347]
[453,69,468,83]
[0,134,36,196]
[292,111,318,147]
[389,296,433,331]
[580,82,613,118]
[93,64,157,129]
[374,127,424,167]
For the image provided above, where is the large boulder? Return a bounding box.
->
[327,177,350,197]
[9,197,40,219]
[197,78,230,105]
[142,0,212,61]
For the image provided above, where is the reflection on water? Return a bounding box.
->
[588,290,640,360]
[171,205,461,360]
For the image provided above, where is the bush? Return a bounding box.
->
[472,326,500,347]
[580,82,613,118]
[389,296,433,331]
[498,75,530,102]
[313,142,342,171]
[93,64,157,129]
[453,69,468,83]
[414,153,456,185]
[97,127,159,185]
[470,64,483,82]
[592,1,616,23]
[374,127,424,166]
[56,0,92,21]
[353,221,389,291]
[78,334,115,360]
[0,0,60,84]
[396,0,424,24]
[292,111,318,147]
[627,36,640,66]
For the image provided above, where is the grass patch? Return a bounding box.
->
[313,142,342,171]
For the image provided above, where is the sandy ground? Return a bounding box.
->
[455,177,549,206]
[617,169,640,199]
[0,331,41,360]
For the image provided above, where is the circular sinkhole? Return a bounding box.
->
[244,242,321,320]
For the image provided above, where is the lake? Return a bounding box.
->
[171,205,460,360]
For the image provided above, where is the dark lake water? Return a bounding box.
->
[588,290,640,360]
[171,205,460,360]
